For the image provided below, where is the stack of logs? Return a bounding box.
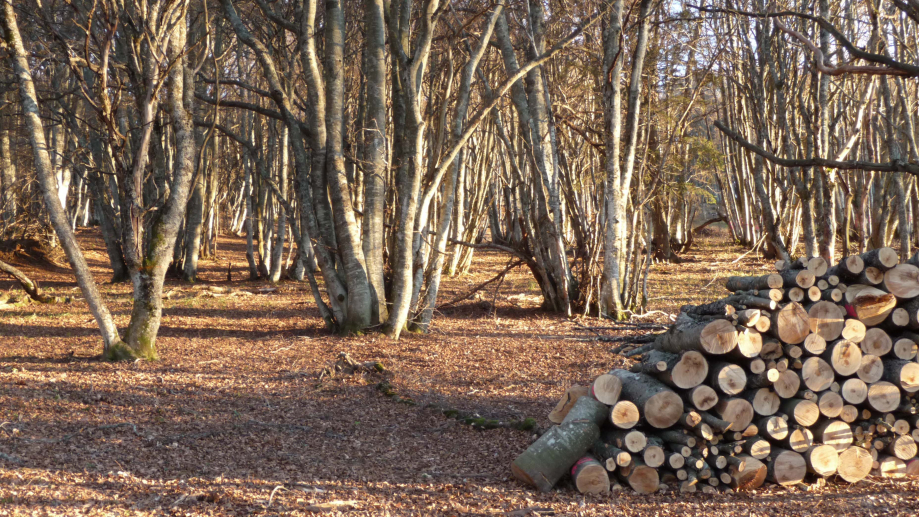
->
[512,247,919,495]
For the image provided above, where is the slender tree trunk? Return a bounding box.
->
[1,0,123,351]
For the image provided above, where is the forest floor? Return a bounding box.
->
[1,228,918,516]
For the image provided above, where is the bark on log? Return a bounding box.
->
[779,268,816,289]
[725,274,783,292]
[512,419,601,490]
[828,256,865,281]
[592,440,631,470]
[883,360,919,393]
[652,315,739,356]
[608,370,684,429]
[860,247,899,272]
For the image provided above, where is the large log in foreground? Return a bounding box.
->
[514,254,919,495]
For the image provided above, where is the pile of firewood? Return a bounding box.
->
[513,248,919,495]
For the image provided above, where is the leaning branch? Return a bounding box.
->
[713,120,919,177]
[0,258,69,304]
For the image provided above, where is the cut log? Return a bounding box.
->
[668,453,685,469]
[804,444,839,476]
[884,308,910,330]
[806,286,822,302]
[683,384,718,411]
[756,415,789,440]
[828,255,865,282]
[591,374,623,405]
[882,359,919,393]
[802,333,827,355]
[893,338,918,360]
[743,437,772,459]
[710,362,747,395]
[730,455,766,490]
[861,328,892,356]
[512,404,604,490]
[818,391,844,418]
[807,257,828,277]
[548,385,590,424]
[744,388,780,416]
[822,340,862,376]
[800,357,834,392]
[698,411,733,432]
[845,286,897,326]
[608,370,683,429]
[642,439,666,468]
[563,396,609,425]
[730,329,763,360]
[652,315,738,356]
[770,302,810,345]
[714,397,755,430]
[788,287,805,303]
[782,427,815,453]
[735,309,761,327]
[839,404,859,423]
[748,358,766,374]
[657,429,696,448]
[766,449,807,485]
[648,350,709,389]
[857,354,884,384]
[571,455,610,494]
[861,247,899,271]
[827,275,840,286]
[693,423,714,441]
[604,429,648,453]
[779,268,816,289]
[841,378,868,404]
[591,441,630,470]
[884,264,919,299]
[886,435,918,460]
[856,267,884,285]
[780,398,820,426]
[773,370,802,399]
[840,318,867,343]
[813,420,853,451]
[755,315,772,333]
[876,455,907,478]
[726,274,784,292]
[837,446,874,483]
[867,381,901,413]
[619,458,660,494]
[609,400,640,429]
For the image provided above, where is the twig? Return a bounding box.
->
[732,234,767,263]
[266,485,286,508]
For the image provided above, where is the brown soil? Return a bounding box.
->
[0,228,916,516]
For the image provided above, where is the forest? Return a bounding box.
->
[1,0,919,514]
